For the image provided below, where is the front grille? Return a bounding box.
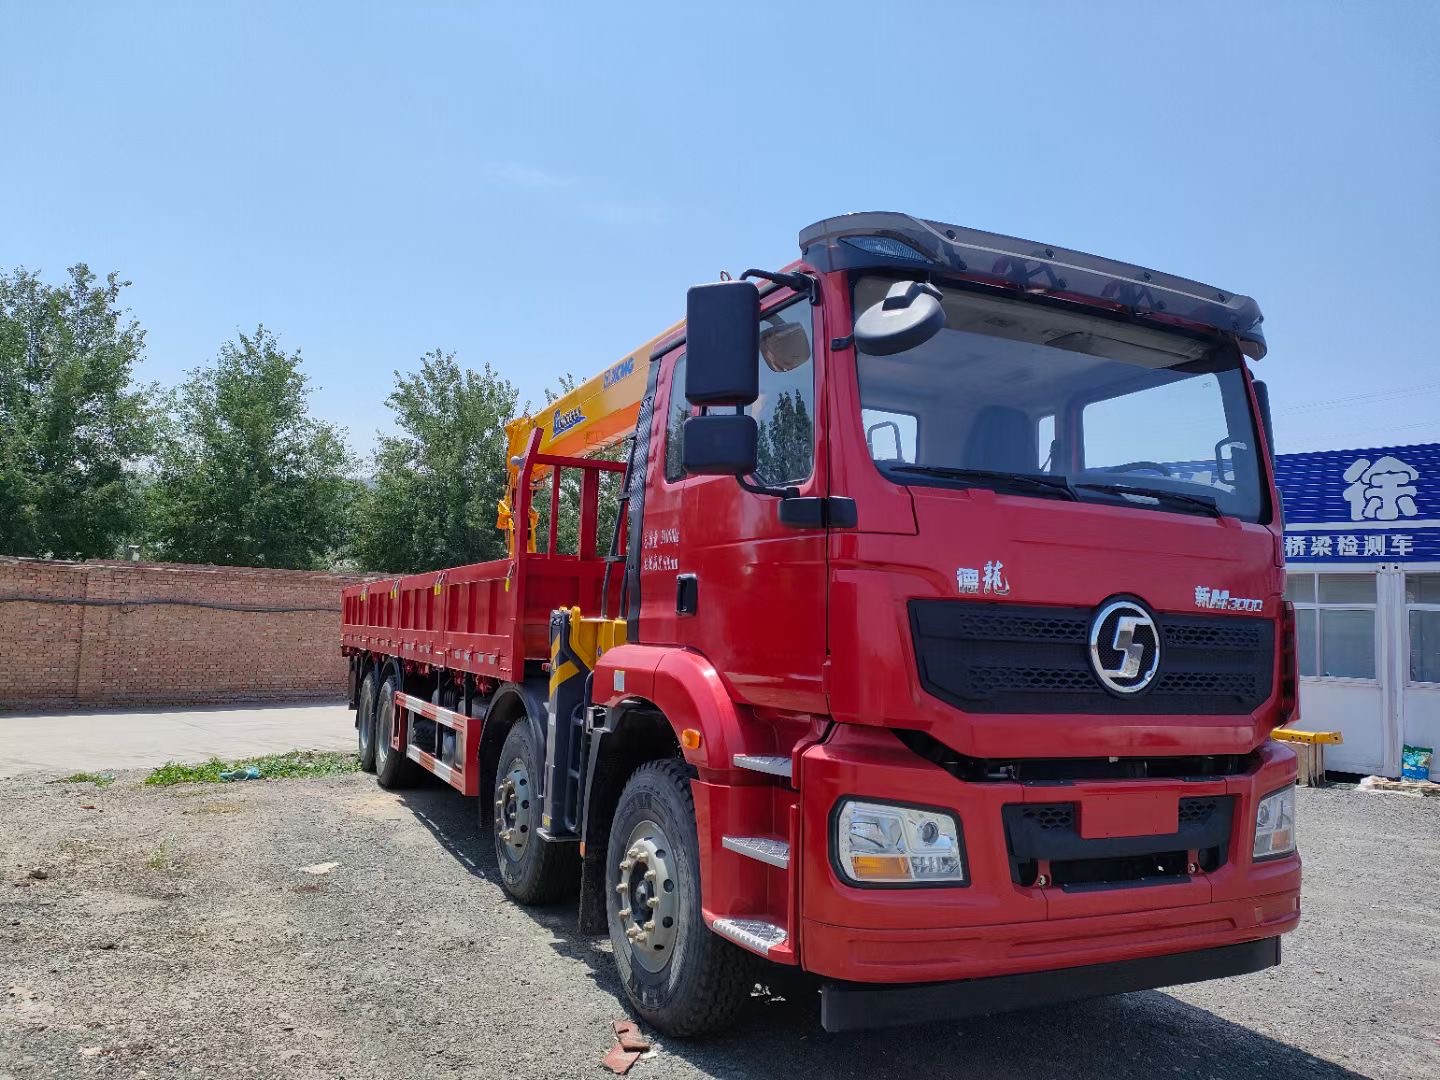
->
[1002,796,1235,889]
[910,600,1274,715]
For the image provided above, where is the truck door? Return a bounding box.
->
[672,292,828,713]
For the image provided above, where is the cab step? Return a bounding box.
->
[722,835,790,869]
[711,917,788,957]
[732,754,791,781]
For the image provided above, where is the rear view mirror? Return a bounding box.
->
[682,414,758,476]
[1215,438,1247,485]
[759,320,811,373]
[686,281,760,406]
[854,280,946,356]
[1253,380,1275,460]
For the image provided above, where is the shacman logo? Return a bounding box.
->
[603,357,635,389]
[552,407,585,437]
[1088,598,1161,696]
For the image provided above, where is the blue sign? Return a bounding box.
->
[1275,442,1440,562]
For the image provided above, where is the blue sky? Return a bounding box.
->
[3,3,1436,457]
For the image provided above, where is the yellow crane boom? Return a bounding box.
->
[497,320,682,551]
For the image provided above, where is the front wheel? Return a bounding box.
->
[606,759,753,1037]
[491,721,578,904]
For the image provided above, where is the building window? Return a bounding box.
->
[1407,573,1440,684]
[1285,571,1377,680]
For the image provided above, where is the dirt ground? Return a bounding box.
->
[1,769,1437,1080]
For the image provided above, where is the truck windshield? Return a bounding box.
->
[853,275,1268,523]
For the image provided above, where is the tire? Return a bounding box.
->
[492,722,578,904]
[375,672,417,789]
[356,668,379,773]
[606,758,753,1037]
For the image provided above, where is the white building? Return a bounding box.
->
[1277,442,1439,778]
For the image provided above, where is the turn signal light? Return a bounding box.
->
[680,728,702,750]
[848,855,911,880]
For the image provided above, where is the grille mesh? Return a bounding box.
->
[911,600,1274,715]
[1019,804,1076,830]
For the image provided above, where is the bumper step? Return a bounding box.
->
[711,917,788,957]
[732,754,791,780]
[722,835,790,869]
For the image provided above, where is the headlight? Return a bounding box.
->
[834,799,966,885]
[1253,785,1297,860]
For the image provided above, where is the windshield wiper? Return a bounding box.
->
[889,464,1079,501]
[1072,481,1224,518]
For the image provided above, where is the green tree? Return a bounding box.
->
[0,265,152,559]
[350,351,521,574]
[757,391,813,486]
[145,327,358,569]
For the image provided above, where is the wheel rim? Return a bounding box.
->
[614,818,680,973]
[376,695,392,769]
[494,757,533,862]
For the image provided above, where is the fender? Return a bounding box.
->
[487,677,549,756]
[594,643,772,782]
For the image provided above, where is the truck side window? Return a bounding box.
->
[751,300,815,486]
[664,352,688,483]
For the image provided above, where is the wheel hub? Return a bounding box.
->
[615,820,679,973]
[494,759,532,860]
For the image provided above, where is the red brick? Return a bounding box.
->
[0,557,365,709]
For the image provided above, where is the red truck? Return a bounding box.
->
[340,211,1300,1036]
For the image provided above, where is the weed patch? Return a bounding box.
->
[145,751,361,787]
[53,772,114,787]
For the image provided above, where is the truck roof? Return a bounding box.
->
[799,211,1266,359]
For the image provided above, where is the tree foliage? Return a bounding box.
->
[757,391,813,486]
[0,265,152,559]
[145,327,358,569]
[351,351,522,574]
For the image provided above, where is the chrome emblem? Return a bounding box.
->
[1088,599,1161,695]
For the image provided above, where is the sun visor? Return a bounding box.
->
[799,212,1266,359]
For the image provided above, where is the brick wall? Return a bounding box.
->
[0,557,366,710]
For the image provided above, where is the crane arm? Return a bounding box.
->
[497,320,682,548]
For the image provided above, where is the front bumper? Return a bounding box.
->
[818,937,1281,1032]
[798,724,1300,984]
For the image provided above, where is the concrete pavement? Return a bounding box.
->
[0,701,356,777]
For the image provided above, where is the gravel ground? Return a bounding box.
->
[1,769,1437,1080]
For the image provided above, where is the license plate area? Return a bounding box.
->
[1001,796,1235,891]
[1079,793,1177,839]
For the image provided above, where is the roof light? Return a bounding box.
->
[839,235,929,262]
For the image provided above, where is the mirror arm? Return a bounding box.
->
[736,474,798,500]
[741,268,819,304]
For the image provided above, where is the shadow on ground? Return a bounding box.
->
[396,780,1365,1080]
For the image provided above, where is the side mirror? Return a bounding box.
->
[1253,380,1275,460]
[854,280,945,356]
[682,414,758,476]
[686,281,759,406]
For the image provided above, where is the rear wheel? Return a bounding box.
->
[492,721,577,904]
[375,673,417,789]
[607,759,753,1037]
[356,668,379,773]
